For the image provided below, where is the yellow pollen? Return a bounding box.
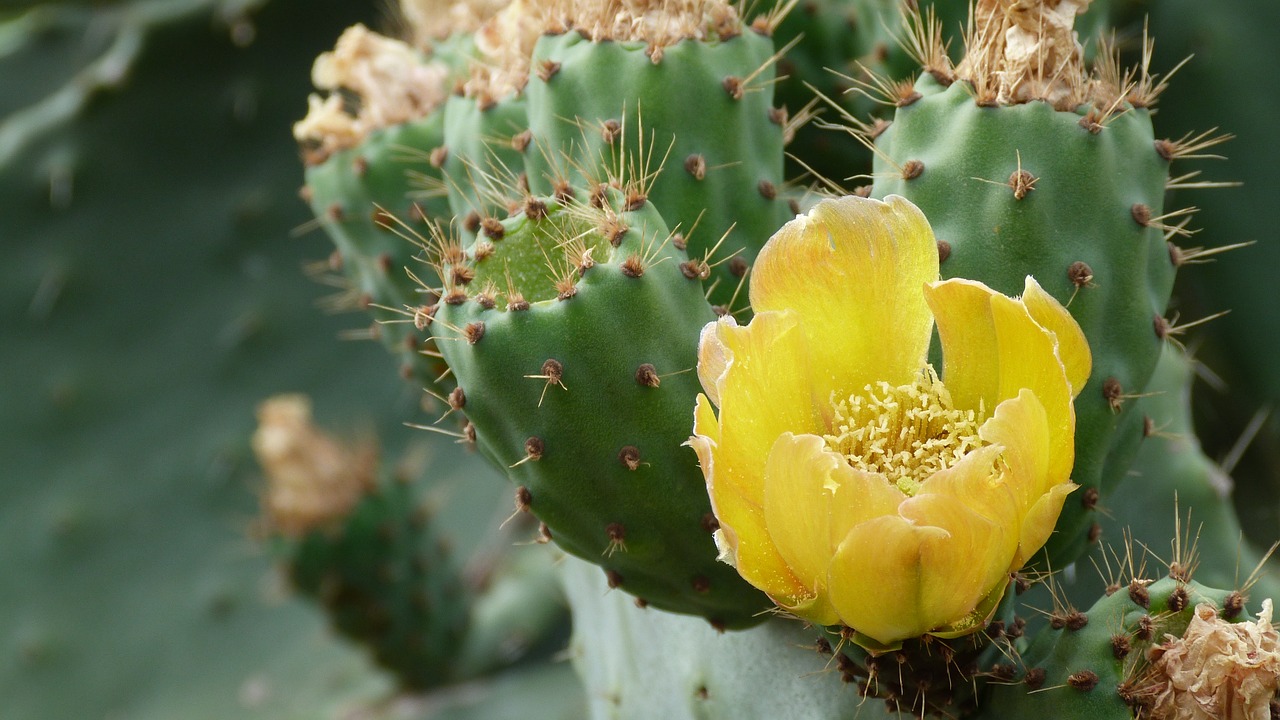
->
[823,368,985,496]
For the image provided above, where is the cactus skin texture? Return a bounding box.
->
[282,478,472,690]
[523,28,792,309]
[871,75,1175,568]
[434,191,770,629]
[1092,344,1280,603]
[441,93,531,240]
[560,554,888,720]
[985,576,1255,718]
[303,117,455,391]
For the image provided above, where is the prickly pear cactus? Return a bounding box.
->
[987,575,1278,718]
[266,1,1280,718]
[559,554,891,720]
[254,395,472,690]
[522,3,793,309]
[433,189,769,628]
[868,1,1191,567]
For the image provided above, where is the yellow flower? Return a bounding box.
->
[688,195,1090,649]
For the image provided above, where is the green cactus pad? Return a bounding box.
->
[523,29,792,309]
[434,192,770,628]
[985,576,1258,718]
[560,555,889,720]
[872,75,1175,567]
[304,116,454,391]
[441,93,531,240]
[281,479,471,690]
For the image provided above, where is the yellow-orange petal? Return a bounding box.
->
[694,394,807,602]
[1020,277,1091,397]
[828,515,949,644]
[762,433,903,624]
[749,195,938,401]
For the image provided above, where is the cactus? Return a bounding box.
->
[985,575,1276,718]
[1091,344,1280,602]
[866,2,1189,568]
[522,4,793,309]
[438,2,539,239]
[254,395,472,689]
[432,189,769,628]
[253,395,568,690]
[19,0,1280,717]
[559,554,889,720]
[283,1,1279,717]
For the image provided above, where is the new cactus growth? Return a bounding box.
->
[521,2,793,308]
[431,187,770,627]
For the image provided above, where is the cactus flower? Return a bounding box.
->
[688,195,1090,648]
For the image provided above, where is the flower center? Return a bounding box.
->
[823,368,985,496]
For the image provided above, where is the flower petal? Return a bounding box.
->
[1015,482,1077,567]
[1020,277,1091,397]
[979,389,1052,510]
[977,389,1077,566]
[693,311,825,603]
[898,445,1017,632]
[923,279,1001,414]
[750,195,938,401]
[696,318,732,408]
[927,279,1076,485]
[988,293,1075,485]
[762,433,903,624]
[702,311,825,504]
[828,515,949,645]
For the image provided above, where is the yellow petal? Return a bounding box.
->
[762,433,903,625]
[696,319,814,599]
[749,195,938,401]
[1014,481,1077,568]
[703,311,825,504]
[1020,277,1091,397]
[923,279,1001,414]
[898,445,1017,631]
[976,390,1077,567]
[696,319,731,408]
[828,515,949,645]
[989,294,1075,485]
[763,434,835,593]
[928,279,1076,485]
[979,389,1052,510]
